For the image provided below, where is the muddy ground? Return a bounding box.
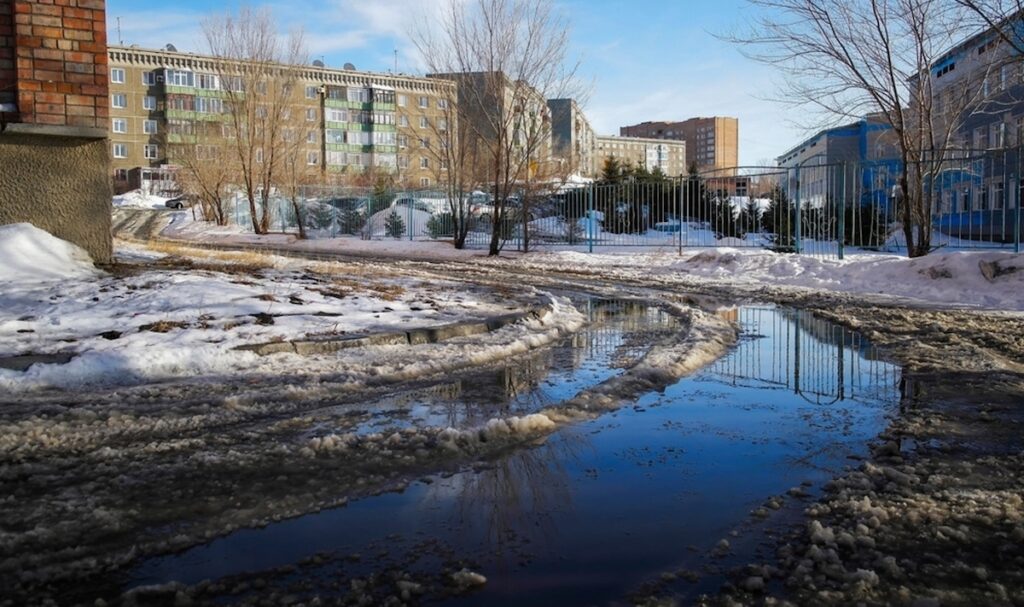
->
[5,232,1024,606]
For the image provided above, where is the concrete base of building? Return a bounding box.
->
[0,127,113,264]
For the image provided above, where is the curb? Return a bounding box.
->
[234,304,554,357]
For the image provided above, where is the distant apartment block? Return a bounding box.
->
[0,0,112,263]
[620,117,738,172]
[428,71,555,181]
[107,45,454,191]
[548,98,596,178]
[595,135,686,176]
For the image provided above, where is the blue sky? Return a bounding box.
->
[105,0,805,165]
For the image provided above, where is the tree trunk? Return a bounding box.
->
[291,196,307,239]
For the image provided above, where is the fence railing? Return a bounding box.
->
[215,149,1023,257]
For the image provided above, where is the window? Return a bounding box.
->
[990,122,1003,148]
[307,130,317,143]
[255,81,268,95]
[255,106,268,119]
[111,118,127,133]
[111,68,125,84]
[142,71,156,86]
[419,116,428,129]
[143,120,157,135]
[399,115,409,127]
[221,76,243,92]
[196,73,219,90]
[114,168,128,181]
[167,69,194,87]
[440,157,449,170]
[111,94,126,108]
[256,148,264,164]
[438,118,448,131]
[398,155,409,169]
[994,181,1006,209]
[195,97,223,114]
[347,87,369,103]
[306,85,318,99]
[398,135,408,148]
[397,94,407,107]
[420,156,429,169]
[144,144,159,160]
[325,129,346,144]
[112,143,127,158]
[326,108,347,123]
[437,98,448,110]
[420,177,430,187]
[307,151,319,166]
[143,95,156,111]
[974,126,987,149]
[418,96,428,108]
[419,137,430,148]
[373,131,396,145]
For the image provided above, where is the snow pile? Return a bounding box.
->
[0,223,98,282]
[499,248,1024,311]
[112,189,170,209]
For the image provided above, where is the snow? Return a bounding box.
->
[1,232,584,392]
[492,248,1024,312]
[112,189,171,210]
[0,223,99,282]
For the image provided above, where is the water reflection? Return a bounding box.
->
[346,300,680,433]
[706,306,900,405]
[126,303,904,607]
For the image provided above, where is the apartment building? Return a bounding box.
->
[620,117,739,172]
[548,98,596,179]
[428,71,555,181]
[107,45,454,191]
[595,135,686,176]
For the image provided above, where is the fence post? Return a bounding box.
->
[794,165,803,254]
[677,176,683,256]
[838,163,846,260]
[587,182,594,253]
[408,191,413,241]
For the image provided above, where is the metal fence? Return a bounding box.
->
[218,148,1023,257]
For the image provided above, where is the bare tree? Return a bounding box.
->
[413,0,582,255]
[278,101,320,240]
[202,7,307,235]
[167,119,234,226]
[731,0,999,257]
[954,1,1024,51]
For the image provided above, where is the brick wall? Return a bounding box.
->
[4,0,108,128]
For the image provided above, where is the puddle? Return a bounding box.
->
[126,303,902,605]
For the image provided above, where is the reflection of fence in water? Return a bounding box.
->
[568,300,679,369]
[704,307,899,404]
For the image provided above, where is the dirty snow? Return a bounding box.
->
[0,232,565,391]
[112,189,171,210]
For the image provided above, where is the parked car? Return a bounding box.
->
[324,196,370,213]
[164,195,195,209]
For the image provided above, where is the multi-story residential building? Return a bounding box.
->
[776,115,899,208]
[548,98,596,179]
[620,117,739,172]
[595,135,687,176]
[107,45,454,191]
[427,71,555,182]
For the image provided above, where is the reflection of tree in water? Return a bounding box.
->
[423,429,592,572]
[705,306,900,405]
